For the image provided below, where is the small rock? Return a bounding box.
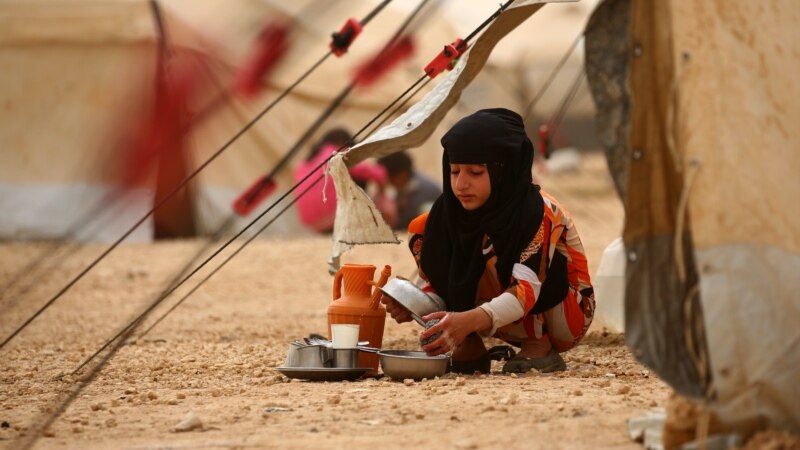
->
[43,429,55,438]
[210,389,221,397]
[617,385,631,395]
[111,399,120,407]
[89,403,103,412]
[168,399,178,405]
[105,418,117,428]
[1,421,9,429]
[177,393,186,399]
[263,406,292,413]
[466,388,478,395]
[124,388,137,395]
[403,379,414,386]
[573,390,583,396]
[509,373,518,378]
[327,394,341,405]
[72,426,82,434]
[454,377,466,386]
[171,412,203,433]
[642,370,649,378]
[501,393,518,405]
[605,373,616,378]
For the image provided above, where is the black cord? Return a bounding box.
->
[132,0,512,342]
[361,0,392,26]
[549,62,585,136]
[22,2,521,445]
[136,0,434,340]
[523,31,583,121]
[0,0,395,352]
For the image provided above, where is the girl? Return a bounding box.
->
[382,108,595,374]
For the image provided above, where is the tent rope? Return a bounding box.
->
[20,4,518,447]
[68,0,516,373]
[523,31,583,121]
[549,61,586,137]
[135,0,436,341]
[16,174,324,450]
[0,0,397,352]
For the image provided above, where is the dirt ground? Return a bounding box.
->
[0,153,789,449]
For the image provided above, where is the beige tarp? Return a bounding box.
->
[622,0,800,432]
[673,0,800,432]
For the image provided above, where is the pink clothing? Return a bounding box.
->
[294,144,388,232]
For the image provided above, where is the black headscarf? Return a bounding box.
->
[421,108,544,312]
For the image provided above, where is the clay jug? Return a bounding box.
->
[327,264,391,374]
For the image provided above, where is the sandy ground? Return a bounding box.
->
[0,153,707,449]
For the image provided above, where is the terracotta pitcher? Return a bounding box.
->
[327,264,391,374]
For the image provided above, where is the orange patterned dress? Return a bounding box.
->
[408,189,595,351]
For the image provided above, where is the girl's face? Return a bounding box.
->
[449,163,491,210]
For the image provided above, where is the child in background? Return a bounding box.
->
[294,128,395,233]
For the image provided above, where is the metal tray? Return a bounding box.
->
[275,367,371,381]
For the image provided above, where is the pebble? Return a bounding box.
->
[171,412,203,433]
[455,377,466,386]
[403,379,414,386]
[573,389,583,396]
[466,388,478,395]
[327,394,341,405]
[605,373,616,378]
[617,385,631,395]
[147,391,158,400]
[501,393,518,405]
[177,393,186,399]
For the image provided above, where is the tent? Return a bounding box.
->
[0,0,456,242]
[584,0,800,434]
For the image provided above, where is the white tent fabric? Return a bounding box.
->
[0,0,457,242]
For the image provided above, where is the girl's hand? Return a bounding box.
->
[419,309,489,356]
[420,311,468,356]
[380,295,412,323]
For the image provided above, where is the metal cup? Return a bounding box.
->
[332,348,359,368]
[285,344,334,368]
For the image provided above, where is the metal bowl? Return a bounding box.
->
[379,350,449,380]
[379,278,445,318]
